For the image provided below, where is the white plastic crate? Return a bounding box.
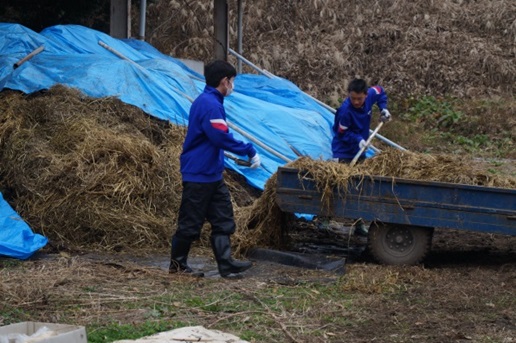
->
[0,322,87,343]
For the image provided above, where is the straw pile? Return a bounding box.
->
[0,86,184,251]
[0,86,264,252]
[145,0,515,103]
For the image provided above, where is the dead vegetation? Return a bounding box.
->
[146,0,515,103]
[0,87,181,250]
[0,245,514,342]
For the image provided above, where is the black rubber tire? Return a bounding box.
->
[368,223,433,265]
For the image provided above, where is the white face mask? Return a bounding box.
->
[226,79,234,96]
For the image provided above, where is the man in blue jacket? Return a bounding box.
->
[170,60,260,278]
[330,78,391,236]
[332,78,391,163]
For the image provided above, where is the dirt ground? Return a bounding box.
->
[2,222,513,342]
[31,220,516,281]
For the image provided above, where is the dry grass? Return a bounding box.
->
[1,247,514,342]
[146,0,515,103]
[0,256,177,323]
[0,86,184,251]
[361,149,516,188]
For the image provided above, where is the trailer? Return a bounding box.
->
[275,167,516,265]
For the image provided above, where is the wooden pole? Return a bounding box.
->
[213,0,229,60]
[13,45,44,69]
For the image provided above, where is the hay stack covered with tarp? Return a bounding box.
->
[0,86,258,252]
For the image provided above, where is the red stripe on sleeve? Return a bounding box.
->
[210,119,228,132]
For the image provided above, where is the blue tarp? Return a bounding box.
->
[0,23,340,188]
[0,23,371,258]
[0,193,48,260]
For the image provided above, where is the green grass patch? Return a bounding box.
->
[391,95,515,158]
[0,306,31,325]
[0,258,24,269]
[401,95,464,129]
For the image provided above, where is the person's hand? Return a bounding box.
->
[250,153,261,169]
[359,139,367,149]
[380,109,391,123]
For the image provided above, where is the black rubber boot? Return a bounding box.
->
[169,236,204,277]
[211,235,252,277]
[354,220,369,237]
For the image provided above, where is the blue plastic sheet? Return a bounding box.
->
[0,23,376,258]
[0,23,341,189]
[0,193,48,259]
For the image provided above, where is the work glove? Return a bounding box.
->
[380,109,392,123]
[249,153,261,169]
[359,139,367,149]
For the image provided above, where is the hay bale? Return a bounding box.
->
[0,86,185,251]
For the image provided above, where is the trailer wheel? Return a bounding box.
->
[368,223,433,265]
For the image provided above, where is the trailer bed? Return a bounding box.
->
[275,167,516,264]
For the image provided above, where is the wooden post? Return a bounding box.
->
[110,0,131,39]
[237,0,243,72]
[213,0,228,61]
[138,0,147,40]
